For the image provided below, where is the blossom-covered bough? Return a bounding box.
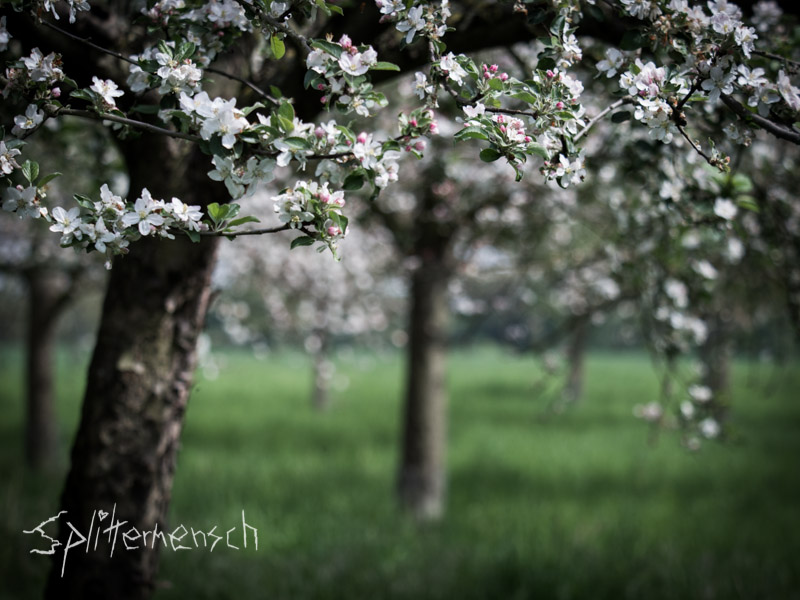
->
[3,0,797,267]
[1,0,799,594]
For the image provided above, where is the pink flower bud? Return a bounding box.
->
[414,140,426,151]
[429,122,439,134]
[500,125,507,133]
[357,132,368,144]
[410,118,418,127]
[556,101,564,109]
[405,145,412,152]
[546,69,555,78]
[327,225,341,236]
[339,34,352,50]
[484,72,491,79]
[317,83,325,90]
[51,87,61,98]
[315,127,325,138]
[320,192,331,203]
[496,115,505,123]
[524,136,532,142]
[499,73,508,82]
[490,64,499,73]
[320,96,327,103]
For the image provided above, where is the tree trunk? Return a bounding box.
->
[24,268,69,470]
[45,138,224,600]
[701,312,731,402]
[397,254,451,521]
[311,330,333,411]
[562,314,589,405]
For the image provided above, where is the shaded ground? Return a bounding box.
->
[1,347,798,599]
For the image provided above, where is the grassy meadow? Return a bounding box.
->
[1,346,799,599]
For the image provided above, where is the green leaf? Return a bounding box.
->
[157,40,173,59]
[342,172,366,191]
[73,194,94,209]
[270,35,286,60]
[487,78,504,91]
[207,202,224,223]
[270,85,283,99]
[736,196,759,213]
[21,161,39,183]
[479,148,502,162]
[315,0,331,15]
[290,235,316,249]
[327,2,343,15]
[527,144,550,159]
[184,229,201,243]
[511,91,538,104]
[611,110,632,123]
[371,61,401,71]
[70,89,94,102]
[303,70,319,89]
[38,172,62,187]
[278,101,295,123]
[228,216,261,227]
[283,136,310,150]
[176,41,196,61]
[454,126,489,142]
[549,14,565,35]
[310,39,343,59]
[537,57,556,71]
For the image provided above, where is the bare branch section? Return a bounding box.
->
[720,94,800,145]
[43,19,279,106]
[574,97,633,142]
[43,105,204,142]
[199,223,292,237]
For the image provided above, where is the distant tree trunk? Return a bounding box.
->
[45,138,223,600]
[562,314,589,404]
[701,312,731,402]
[23,267,71,470]
[311,329,332,411]
[397,251,451,521]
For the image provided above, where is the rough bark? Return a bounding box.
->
[44,136,224,600]
[23,267,71,470]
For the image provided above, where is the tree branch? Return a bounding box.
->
[720,94,800,145]
[43,105,203,143]
[574,96,632,142]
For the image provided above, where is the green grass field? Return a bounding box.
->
[1,347,799,599]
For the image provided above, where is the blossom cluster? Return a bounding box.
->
[305,35,389,117]
[377,1,451,45]
[272,180,348,254]
[2,179,205,268]
[598,0,800,158]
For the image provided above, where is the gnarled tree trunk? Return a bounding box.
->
[45,137,224,600]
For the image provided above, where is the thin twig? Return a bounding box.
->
[677,124,715,165]
[205,67,280,105]
[199,223,291,237]
[44,105,203,142]
[574,97,632,142]
[752,49,800,69]
[42,20,137,66]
